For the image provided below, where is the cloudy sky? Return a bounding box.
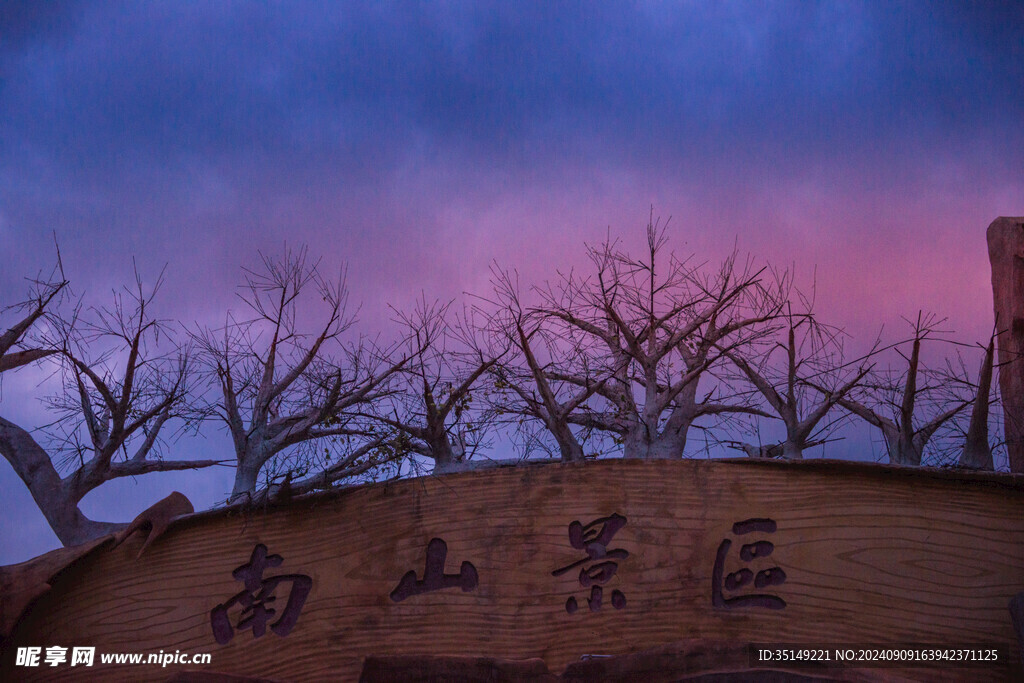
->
[2,1,1022,563]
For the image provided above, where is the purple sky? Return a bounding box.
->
[2,2,1022,563]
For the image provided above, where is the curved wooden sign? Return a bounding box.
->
[3,459,1023,681]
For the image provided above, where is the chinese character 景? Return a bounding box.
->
[552,513,629,613]
[390,538,478,602]
[209,544,313,645]
[712,518,786,610]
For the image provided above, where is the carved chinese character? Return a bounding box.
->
[210,544,313,645]
[553,513,629,613]
[390,538,479,602]
[712,518,786,610]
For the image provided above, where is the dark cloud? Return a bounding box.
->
[2,0,1020,313]
[3,2,1021,187]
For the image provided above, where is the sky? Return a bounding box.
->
[2,1,1022,563]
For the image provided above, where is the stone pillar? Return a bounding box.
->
[987,216,1024,473]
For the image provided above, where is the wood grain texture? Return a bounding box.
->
[3,459,1022,682]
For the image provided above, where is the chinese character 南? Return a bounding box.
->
[210,544,313,645]
[712,518,786,610]
[552,513,629,613]
[390,538,479,602]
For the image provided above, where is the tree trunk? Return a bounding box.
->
[960,338,994,470]
[0,416,124,546]
[428,433,460,474]
[622,428,650,459]
[433,460,467,474]
[782,440,803,460]
[50,514,124,547]
[231,453,264,499]
[987,216,1024,473]
[647,434,687,459]
[622,423,688,460]
[550,420,585,462]
[891,433,921,467]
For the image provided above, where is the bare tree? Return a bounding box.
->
[485,267,609,462]
[1,271,218,546]
[526,219,787,460]
[366,298,507,474]
[194,248,406,501]
[815,313,971,467]
[0,265,67,373]
[958,336,996,470]
[724,299,874,459]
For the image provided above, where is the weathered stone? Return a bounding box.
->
[987,217,1024,473]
